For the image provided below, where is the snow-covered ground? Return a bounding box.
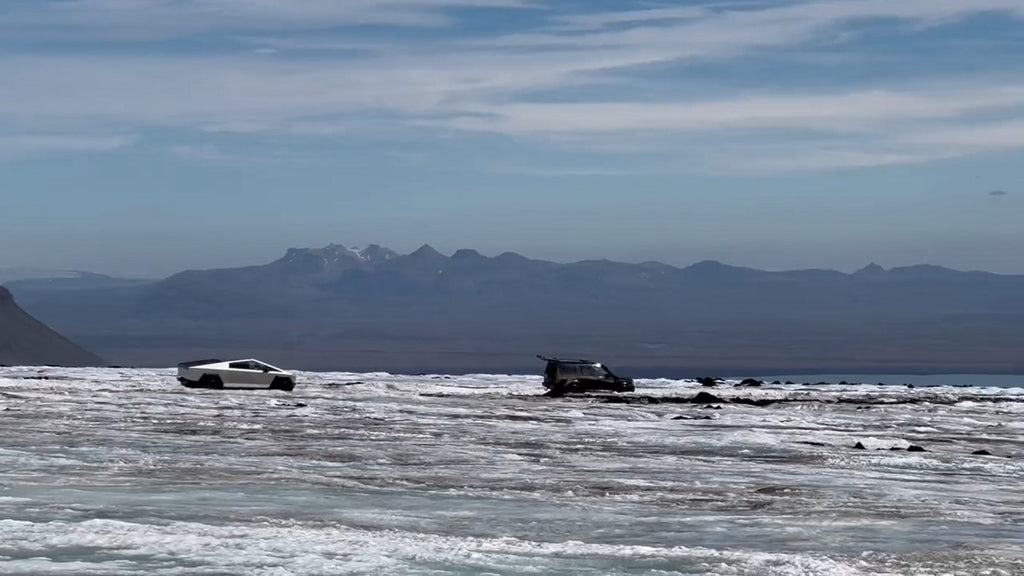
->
[1,367,1023,575]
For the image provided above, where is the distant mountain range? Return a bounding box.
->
[0,286,103,367]
[5,244,1024,375]
[0,267,104,284]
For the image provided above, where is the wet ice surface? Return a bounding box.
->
[1,368,1023,575]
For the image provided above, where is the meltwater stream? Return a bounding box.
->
[1,367,1023,575]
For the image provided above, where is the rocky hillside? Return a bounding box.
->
[0,286,103,367]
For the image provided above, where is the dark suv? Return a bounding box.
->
[538,355,635,395]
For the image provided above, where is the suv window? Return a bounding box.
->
[229,361,256,370]
[578,364,604,377]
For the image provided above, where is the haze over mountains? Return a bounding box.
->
[5,243,1024,376]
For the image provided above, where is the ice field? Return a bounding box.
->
[1,367,1023,575]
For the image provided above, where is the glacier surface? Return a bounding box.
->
[1,367,1023,575]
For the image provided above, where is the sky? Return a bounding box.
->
[1,0,1023,277]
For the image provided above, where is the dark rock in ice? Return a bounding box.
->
[601,395,660,404]
[693,391,724,404]
[907,445,927,452]
[696,377,718,387]
[736,378,763,387]
[294,403,307,408]
[906,383,916,388]
[785,381,794,385]
[702,404,722,410]
[797,441,827,447]
[755,486,797,495]
[972,449,993,456]
[325,381,364,388]
[772,380,781,385]
[853,441,866,449]
[889,446,903,451]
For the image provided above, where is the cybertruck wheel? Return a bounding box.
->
[271,377,295,392]
[198,374,224,389]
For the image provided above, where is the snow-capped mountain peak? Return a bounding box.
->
[348,244,398,263]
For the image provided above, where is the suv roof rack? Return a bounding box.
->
[537,354,597,364]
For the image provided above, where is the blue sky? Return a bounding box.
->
[1,0,1023,277]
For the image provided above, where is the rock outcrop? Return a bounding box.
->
[0,286,103,367]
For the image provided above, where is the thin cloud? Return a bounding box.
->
[445,87,1024,135]
[907,119,1024,150]
[480,0,1024,56]
[0,133,136,162]
[548,6,712,32]
[5,55,1023,136]
[0,0,536,41]
[3,0,1024,171]
[483,166,644,177]
[702,147,964,174]
[167,144,310,165]
[989,190,1010,196]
